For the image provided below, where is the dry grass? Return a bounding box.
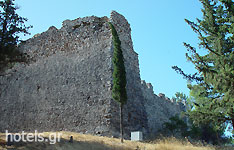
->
[0,131,232,150]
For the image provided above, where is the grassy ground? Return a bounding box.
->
[0,131,233,150]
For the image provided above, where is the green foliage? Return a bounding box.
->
[108,22,127,105]
[172,92,188,103]
[163,115,227,145]
[163,115,189,137]
[172,0,234,131]
[0,0,32,71]
[109,22,127,143]
[193,124,226,144]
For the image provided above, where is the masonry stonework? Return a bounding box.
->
[0,11,184,139]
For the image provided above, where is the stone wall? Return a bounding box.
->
[140,80,186,137]
[0,15,113,136]
[108,11,149,138]
[0,11,185,139]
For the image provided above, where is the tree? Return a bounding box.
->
[163,115,189,137]
[172,92,188,103]
[0,0,31,70]
[109,22,127,143]
[164,92,229,144]
[172,0,234,133]
[163,114,227,144]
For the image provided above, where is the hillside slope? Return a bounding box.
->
[1,132,232,150]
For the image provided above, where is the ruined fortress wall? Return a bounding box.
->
[0,16,114,135]
[0,11,184,139]
[109,12,185,138]
[140,80,186,136]
[108,11,149,138]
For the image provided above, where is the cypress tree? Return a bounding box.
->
[109,22,127,143]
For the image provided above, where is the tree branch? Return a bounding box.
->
[185,19,221,56]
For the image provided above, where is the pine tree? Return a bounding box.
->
[172,0,234,132]
[109,22,127,143]
[0,0,31,70]
[172,92,188,103]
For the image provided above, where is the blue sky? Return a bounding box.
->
[16,0,203,98]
